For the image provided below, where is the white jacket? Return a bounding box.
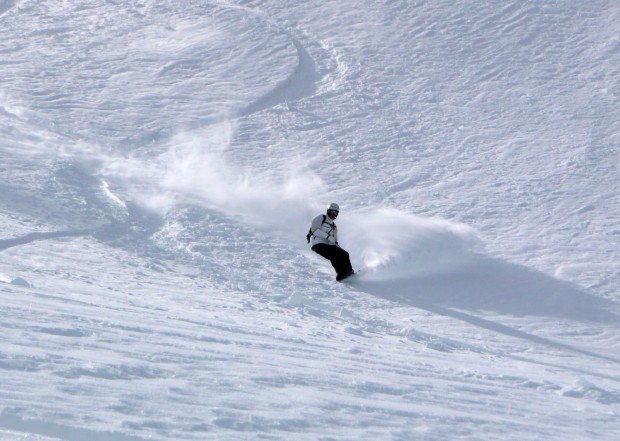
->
[310,214,338,247]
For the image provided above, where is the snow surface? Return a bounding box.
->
[1,0,619,439]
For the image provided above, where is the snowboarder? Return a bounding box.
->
[307,203,354,281]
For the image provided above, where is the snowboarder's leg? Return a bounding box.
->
[332,247,353,276]
[312,244,353,280]
[311,244,340,274]
[332,247,354,281]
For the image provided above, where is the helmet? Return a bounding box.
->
[327,203,340,219]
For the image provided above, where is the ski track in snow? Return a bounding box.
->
[1,0,619,440]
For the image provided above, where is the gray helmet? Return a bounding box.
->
[327,203,339,212]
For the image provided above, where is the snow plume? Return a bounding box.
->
[157,122,325,233]
[97,120,325,238]
[340,208,483,280]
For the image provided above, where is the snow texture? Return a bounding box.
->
[0,0,619,440]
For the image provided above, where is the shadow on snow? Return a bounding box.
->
[354,255,620,365]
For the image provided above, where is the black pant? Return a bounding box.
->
[312,243,353,277]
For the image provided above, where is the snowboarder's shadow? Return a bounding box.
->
[356,256,620,365]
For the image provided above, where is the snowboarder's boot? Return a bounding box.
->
[336,269,355,282]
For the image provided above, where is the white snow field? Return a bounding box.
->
[1,0,619,439]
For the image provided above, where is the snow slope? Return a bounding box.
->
[1,0,619,439]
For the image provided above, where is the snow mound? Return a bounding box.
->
[0,273,32,288]
[561,379,620,405]
[9,277,32,288]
